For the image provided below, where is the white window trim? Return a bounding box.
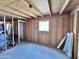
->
[39,20,49,32]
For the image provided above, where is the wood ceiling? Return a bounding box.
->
[0,0,78,19]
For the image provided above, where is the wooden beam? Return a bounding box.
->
[19,20,25,23]
[0,5,30,18]
[12,17,15,47]
[48,0,52,16]
[71,6,79,15]
[23,0,43,17]
[20,0,38,18]
[6,1,37,18]
[60,0,70,15]
[8,6,37,18]
[3,14,7,51]
[18,19,21,45]
[57,35,66,48]
[5,0,20,6]
[0,10,26,19]
[2,0,35,18]
[72,11,78,59]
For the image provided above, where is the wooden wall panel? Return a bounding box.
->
[28,20,32,41]
[23,22,27,41]
[56,16,63,46]
[38,18,49,45]
[25,14,72,47]
[31,20,38,42]
[50,16,57,47]
[33,20,38,43]
[26,21,29,41]
[26,20,31,41]
[67,15,72,32]
[63,15,68,36]
[39,32,49,45]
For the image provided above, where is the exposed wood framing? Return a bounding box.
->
[24,0,43,17]
[0,5,30,18]
[12,17,15,47]
[18,19,20,45]
[71,6,79,15]
[19,20,25,23]
[7,6,37,18]
[57,35,66,48]
[48,0,52,16]
[60,0,70,15]
[6,0,37,18]
[0,0,43,18]
[72,11,78,59]
[0,10,26,19]
[3,15,7,51]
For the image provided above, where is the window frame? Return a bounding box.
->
[38,20,49,32]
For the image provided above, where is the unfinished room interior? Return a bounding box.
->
[0,0,78,59]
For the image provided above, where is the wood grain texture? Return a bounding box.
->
[72,12,79,59]
[25,14,72,47]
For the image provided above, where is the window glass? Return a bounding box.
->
[39,21,49,31]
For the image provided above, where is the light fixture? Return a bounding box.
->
[29,4,32,8]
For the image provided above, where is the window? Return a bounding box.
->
[39,20,49,31]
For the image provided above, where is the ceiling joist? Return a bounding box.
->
[71,5,79,14]
[0,5,30,18]
[20,0,37,18]
[60,0,70,15]
[48,0,52,16]
[11,7,37,18]
[0,10,25,19]
[7,0,37,18]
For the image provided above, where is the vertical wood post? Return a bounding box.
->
[3,15,7,51]
[18,19,20,45]
[12,17,15,47]
[72,12,78,59]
